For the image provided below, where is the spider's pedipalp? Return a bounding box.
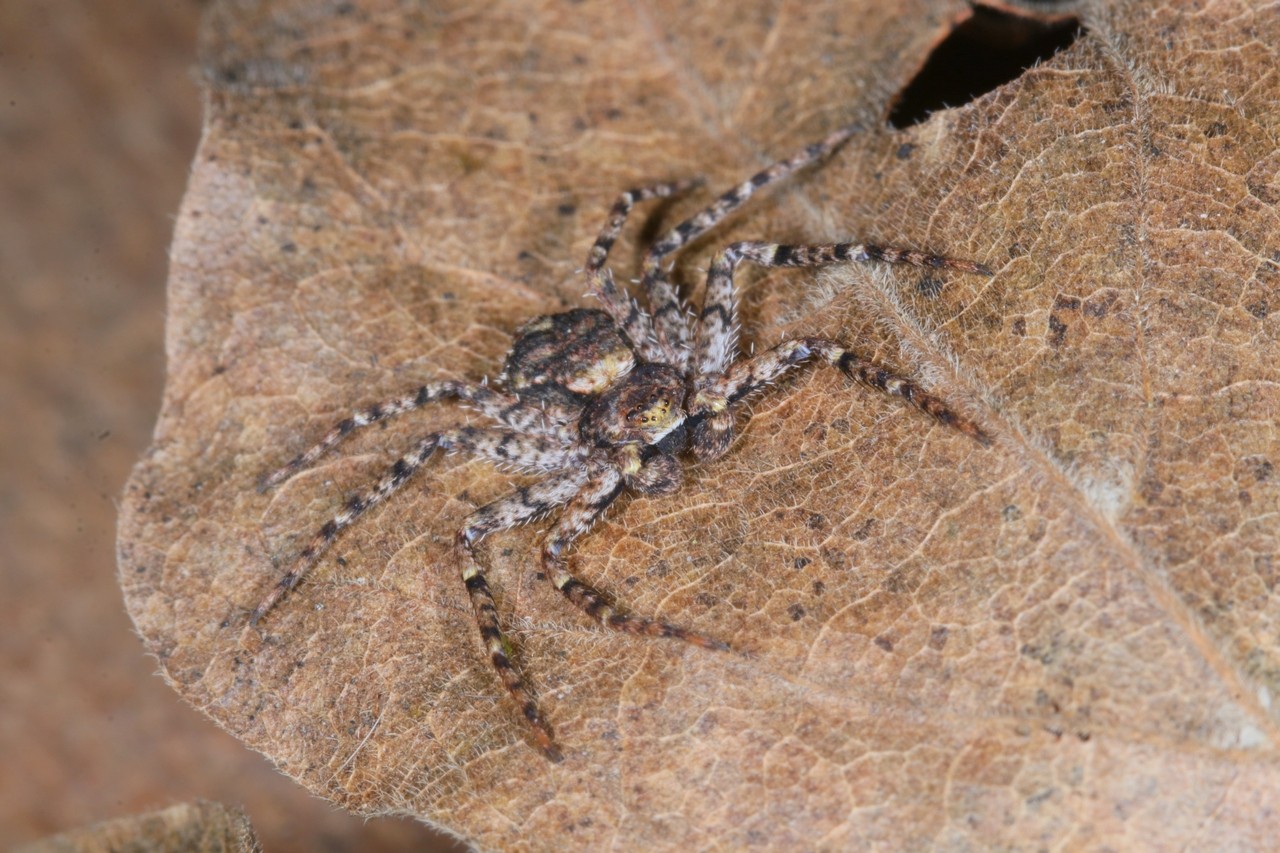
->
[455,469,591,761]
[258,380,573,492]
[542,465,728,651]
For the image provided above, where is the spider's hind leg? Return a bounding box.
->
[259,380,564,492]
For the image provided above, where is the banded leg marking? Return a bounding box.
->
[584,179,703,361]
[455,470,589,761]
[251,427,580,626]
[259,380,574,492]
[694,239,992,381]
[695,336,990,444]
[542,468,729,650]
[641,123,861,268]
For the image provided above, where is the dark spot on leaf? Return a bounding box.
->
[1047,314,1068,347]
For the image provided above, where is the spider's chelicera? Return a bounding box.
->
[253,124,992,761]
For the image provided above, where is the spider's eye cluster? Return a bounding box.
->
[629,395,670,426]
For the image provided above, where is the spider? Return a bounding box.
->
[252,123,992,761]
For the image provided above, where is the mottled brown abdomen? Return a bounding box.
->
[502,308,635,396]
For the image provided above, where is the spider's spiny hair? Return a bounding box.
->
[584,179,703,363]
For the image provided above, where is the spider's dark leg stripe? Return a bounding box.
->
[541,468,730,651]
[696,336,990,444]
[641,123,859,268]
[259,381,571,492]
[454,471,589,761]
[583,179,702,362]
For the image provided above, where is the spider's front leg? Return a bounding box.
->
[688,240,992,460]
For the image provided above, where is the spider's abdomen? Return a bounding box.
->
[502,308,635,396]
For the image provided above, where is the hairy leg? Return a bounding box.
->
[260,380,574,491]
[641,124,861,271]
[541,465,728,648]
[251,427,579,625]
[690,336,990,455]
[693,239,991,382]
[455,470,591,761]
[633,125,862,369]
[583,179,702,361]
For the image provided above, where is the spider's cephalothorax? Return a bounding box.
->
[253,124,993,761]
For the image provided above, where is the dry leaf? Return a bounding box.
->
[15,801,261,853]
[118,0,1280,849]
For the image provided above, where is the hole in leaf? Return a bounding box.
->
[887,4,1082,128]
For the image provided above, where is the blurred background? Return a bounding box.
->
[0,3,459,849]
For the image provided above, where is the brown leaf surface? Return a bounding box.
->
[118,0,1280,849]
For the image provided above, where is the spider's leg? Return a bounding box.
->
[251,427,573,625]
[633,126,862,369]
[455,470,591,762]
[694,335,990,445]
[644,266,694,370]
[542,466,729,649]
[584,180,704,277]
[584,179,703,361]
[260,380,572,492]
[684,239,991,458]
[640,123,859,272]
[693,240,990,383]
